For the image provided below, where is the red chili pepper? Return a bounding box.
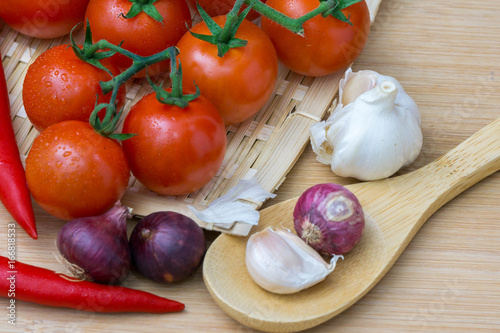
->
[0,51,37,239]
[0,256,185,313]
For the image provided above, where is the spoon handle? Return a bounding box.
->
[414,117,500,215]
[371,116,500,240]
[349,117,500,266]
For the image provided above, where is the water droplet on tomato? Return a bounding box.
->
[63,151,72,157]
[44,81,52,87]
[56,161,62,168]
[61,73,68,82]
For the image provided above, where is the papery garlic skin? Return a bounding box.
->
[188,179,276,229]
[245,227,342,294]
[341,70,378,106]
[311,68,422,181]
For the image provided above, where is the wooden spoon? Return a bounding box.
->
[203,118,500,332]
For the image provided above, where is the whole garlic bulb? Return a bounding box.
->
[245,227,342,294]
[311,68,423,181]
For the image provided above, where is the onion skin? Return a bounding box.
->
[293,184,365,255]
[129,211,206,283]
[57,202,132,284]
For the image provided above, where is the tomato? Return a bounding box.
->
[25,121,130,221]
[122,92,226,196]
[177,16,278,125]
[85,0,191,77]
[0,0,90,39]
[185,0,266,21]
[22,44,126,132]
[261,0,371,77]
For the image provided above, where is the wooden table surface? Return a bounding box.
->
[1,0,500,332]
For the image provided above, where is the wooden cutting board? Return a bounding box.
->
[1,0,499,332]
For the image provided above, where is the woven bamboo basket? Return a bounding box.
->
[0,0,381,236]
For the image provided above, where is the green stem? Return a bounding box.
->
[190,0,249,57]
[191,0,356,56]
[71,22,175,140]
[100,80,122,127]
[219,0,245,43]
[169,49,183,99]
[91,47,172,137]
[244,0,359,34]
[121,0,164,23]
[99,43,170,94]
[91,46,172,138]
[147,47,200,108]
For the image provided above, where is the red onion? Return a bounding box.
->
[129,211,206,283]
[56,202,132,284]
[293,183,365,255]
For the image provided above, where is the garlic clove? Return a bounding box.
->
[341,70,379,106]
[245,227,342,294]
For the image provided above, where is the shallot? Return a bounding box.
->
[57,202,132,284]
[129,211,206,283]
[293,184,365,255]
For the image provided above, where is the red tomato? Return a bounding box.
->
[0,0,90,39]
[23,44,126,132]
[261,0,371,77]
[177,16,278,125]
[85,0,191,77]
[26,121,131,221]
[185,0,266,21]
[122,92,226,196]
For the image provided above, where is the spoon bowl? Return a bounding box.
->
[203,118,500,332]
[204,211,387,331]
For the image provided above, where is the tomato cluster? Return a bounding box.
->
[10,0,370,221]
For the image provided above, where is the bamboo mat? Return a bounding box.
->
[1,0,500,332]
